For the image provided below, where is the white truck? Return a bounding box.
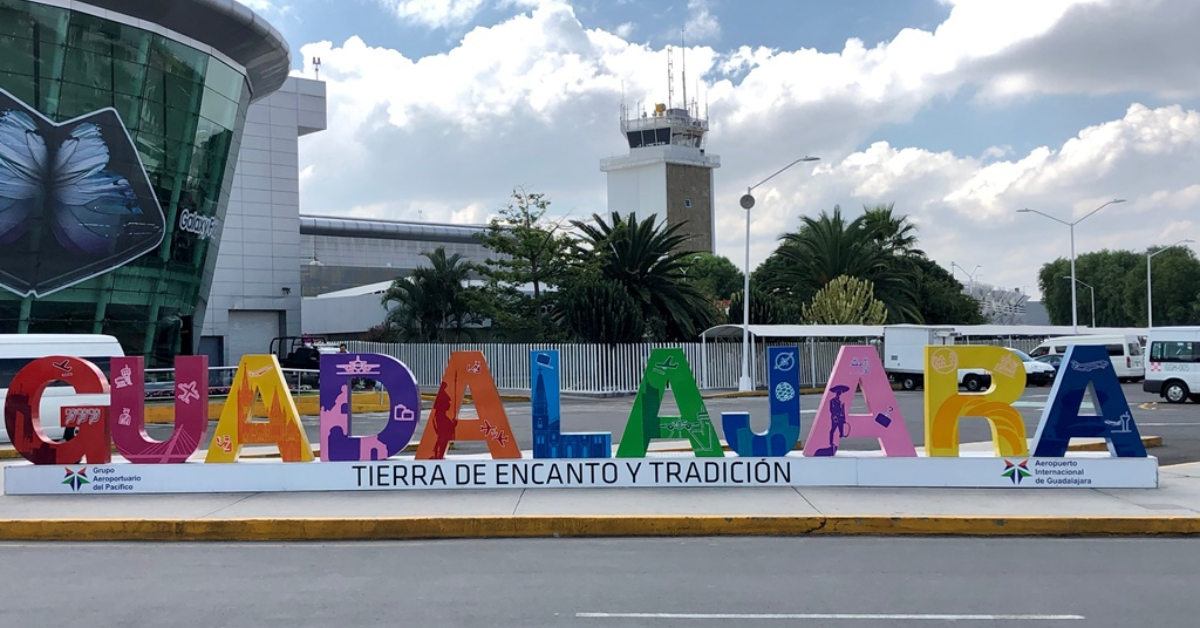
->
[883,325,957,391]
[883,325,1057,391]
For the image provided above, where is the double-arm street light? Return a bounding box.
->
[1062,276,1096,329]
[1147,238,1195,328]
[1017,199,1125,333]
[951,262,981,291]
[738,156,821,392]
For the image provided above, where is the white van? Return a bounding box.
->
[1029,334,1145,382]
[1144,327,1200,404]
[0,334,125,443]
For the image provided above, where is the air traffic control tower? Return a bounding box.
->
[600,75,719,253]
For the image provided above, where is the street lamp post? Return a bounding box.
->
[1062,276,1096,329]
[1147,238,1195,328]
[738,156,820,392]
[1017,199,1125,333]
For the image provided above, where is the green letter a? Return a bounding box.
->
[616,348,724,457]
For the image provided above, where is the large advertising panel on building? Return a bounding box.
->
[0,89,165,297]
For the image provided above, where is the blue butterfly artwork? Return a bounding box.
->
[0,88,165,298]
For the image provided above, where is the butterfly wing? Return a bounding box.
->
[50,123,143,257]
[0,109,46,245]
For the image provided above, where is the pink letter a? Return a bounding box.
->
[803,346,916,457]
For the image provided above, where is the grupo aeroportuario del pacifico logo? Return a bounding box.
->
[2,343,1157,495]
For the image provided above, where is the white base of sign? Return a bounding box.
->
[3,453,1158,495]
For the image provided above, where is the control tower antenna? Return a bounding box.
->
[666,45,674,110]
[681,29,688,115]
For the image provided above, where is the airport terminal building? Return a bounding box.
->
[0,0,291,365]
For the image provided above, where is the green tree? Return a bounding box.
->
[1037,248,1200,327]
[380,247,483,342]
[570,211,716,341]
[686,252,744,302]
[910,257,986,324]
[559,280,646,345]
[728,288,800,325]
[802,275,889,325]
[861,202,924,258]
[474,188,572,340]
[751,245,815,316]
[1124,246,1200,326]
[773,206,921,322]
[1036,258,1074,325]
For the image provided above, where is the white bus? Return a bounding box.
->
[0,334,125,443]
[1029,334,1145,382]
[1144,327,1200,404]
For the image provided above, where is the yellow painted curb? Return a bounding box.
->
[0,515,1198,541]
[1071,435,1163,451]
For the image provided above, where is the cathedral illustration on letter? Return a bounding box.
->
[531,355,610,459]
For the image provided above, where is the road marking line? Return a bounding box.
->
[1138,422,1200,426]
[576,612,1084,621]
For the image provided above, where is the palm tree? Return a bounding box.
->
[861,203,924,258]
[774,206,922,323]
[380,247,482,342]
[381,277,436,341]
[569,212,716,341]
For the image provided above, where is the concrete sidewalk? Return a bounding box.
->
[0,459,1198,540]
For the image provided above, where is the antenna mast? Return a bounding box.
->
[681,29,688,115]
[666,46,674,110]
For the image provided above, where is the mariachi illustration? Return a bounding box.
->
[0,88,165,298]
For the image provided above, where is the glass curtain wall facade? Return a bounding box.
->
[0,0,249,365]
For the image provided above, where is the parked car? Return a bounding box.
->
[955,348,1057,391]
[1033,354,1063,369]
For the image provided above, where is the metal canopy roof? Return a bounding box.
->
[701,325,885,340]
[700,324,1149,341]
[85,0,291,100]
[300,215,488,244]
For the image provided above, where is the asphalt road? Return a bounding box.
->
[145,383,1200,464]
[1,538,1196,628]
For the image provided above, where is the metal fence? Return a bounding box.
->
[344,340,881,394]
[136,337,1051,398]
[143,366,319,399]
[957,337,1043,353]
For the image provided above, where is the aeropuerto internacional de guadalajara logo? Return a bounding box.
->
[1002,459,1031,485]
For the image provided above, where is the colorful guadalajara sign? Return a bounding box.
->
[3,344,1157,494]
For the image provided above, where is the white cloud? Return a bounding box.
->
[756,104,1200,298]
[239,0,287,14]
[238,0,275,10]
[964,0,1200,100]
[291,0,1200,301]
[684,0,720,42]
[376,0,540,28]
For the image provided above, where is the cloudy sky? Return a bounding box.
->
[244,0,1200,298]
